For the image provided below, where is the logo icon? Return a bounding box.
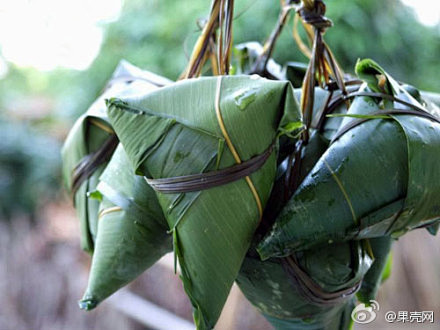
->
[351,300,380,324]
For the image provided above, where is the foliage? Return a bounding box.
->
[0,120,60,218]
[1,0,439,124]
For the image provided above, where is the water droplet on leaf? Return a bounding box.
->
[233,88,258,110]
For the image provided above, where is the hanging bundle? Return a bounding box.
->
[61,0,440,329]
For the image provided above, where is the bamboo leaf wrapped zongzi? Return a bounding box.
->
[106,75,302,329]
[79,144,172,310]
[237,240,371,330]
[238,83,372,329]
[61,60,171,253]
[258,59,440,259]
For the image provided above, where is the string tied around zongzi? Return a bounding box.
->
[215,76,264,219]
[282,254,361,306]
[145,142,275,194]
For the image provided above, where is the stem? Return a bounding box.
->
[251,3,294,75]
[181,0,221,79]
[292,14,312,59]
[218,0,225,74]
[223,0,234,74]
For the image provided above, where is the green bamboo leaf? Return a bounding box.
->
[107,75,301,329]
[61,60,171,253]
[327,114,391,120]
[79,145,172,310]
[356,236,393,303]
[61,84,116,253]
[389,115,440,235]
[355,59,422,110]
[355,58,398,96]
[381,251,393,282]
[263,301,355,330]
[258,99,401,257]
[258,60,440,258]
[237,241,370,329]
[238,89,372,328]
[232,42,285,79]
[421,91,440,109]
[285,62,308,88]
[337,83,380,127]
[426,222,440,236]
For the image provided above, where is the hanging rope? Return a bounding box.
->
[251,1,296,78]
[181,0,235,79]
[283,0,348,201]
[297,0,346,143]
[181,1,220,79]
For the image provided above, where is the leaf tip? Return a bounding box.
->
[256,243,275,261]
[78,297,98,311]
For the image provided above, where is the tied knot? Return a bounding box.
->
[297,0,332,31]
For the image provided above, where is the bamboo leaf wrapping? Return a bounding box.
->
[107,75,301,329]
[61,87,116,253]
[61,60,170,253]
[232,42,285,80]
[238,86,372,329]
[285,62,308,88]
[421,91,440,110]
[389,115,440,234]
[258,59,440,259]
[357,236,393,303]
[79,145,172,310]
[262,302,355,330]
[426,222,440,236]
[237,241,370,329]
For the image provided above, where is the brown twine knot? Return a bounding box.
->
[297,0,332,31]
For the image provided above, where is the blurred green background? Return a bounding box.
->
[0,0,439,329]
